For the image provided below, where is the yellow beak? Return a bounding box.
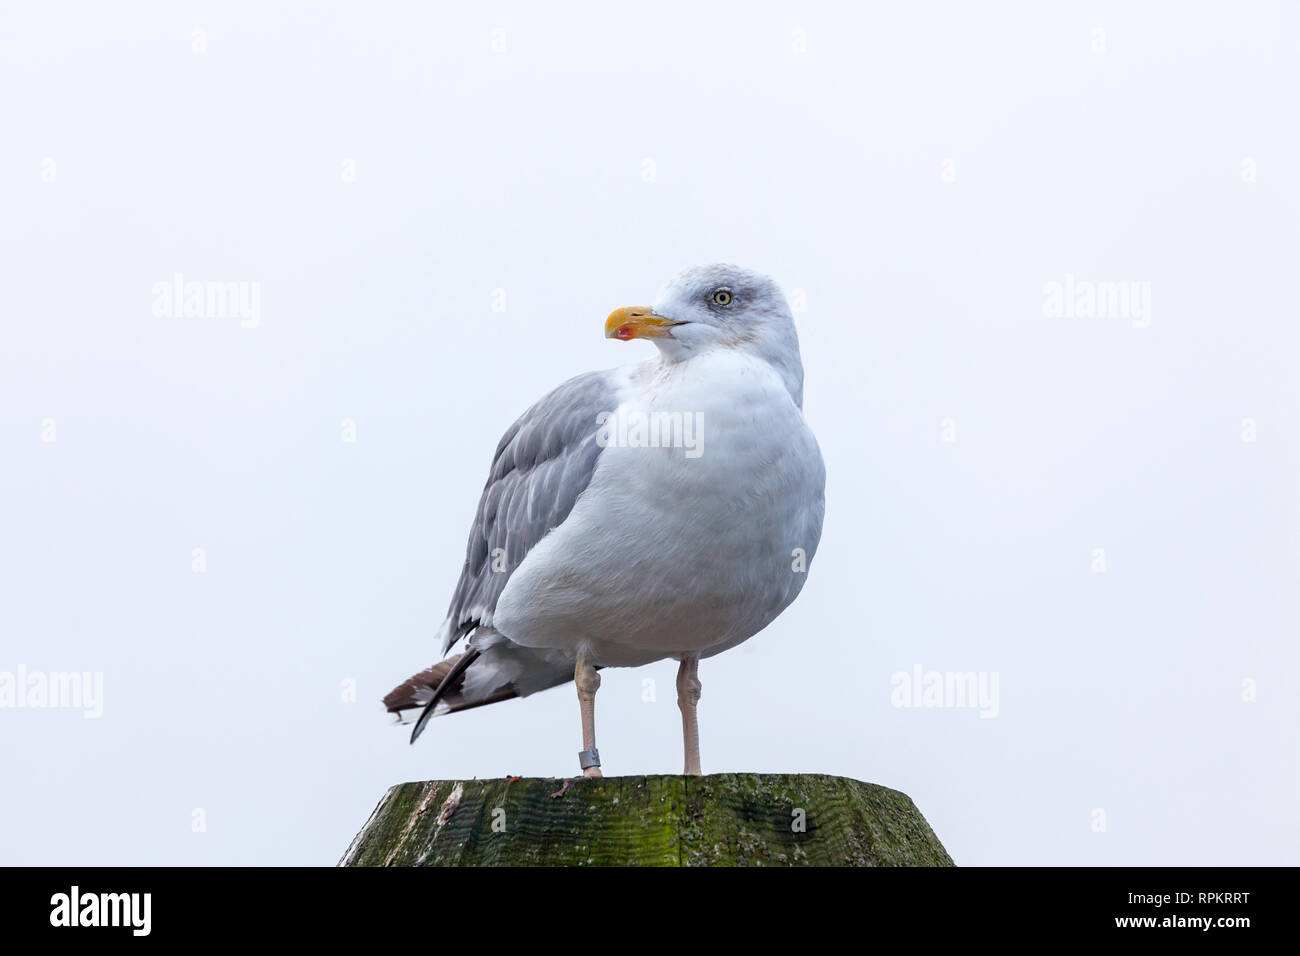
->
[605,306,681,341]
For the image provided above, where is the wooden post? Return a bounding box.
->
[340,773,953,866]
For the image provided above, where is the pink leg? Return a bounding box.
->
[677,656,702,776]
[575,652,602,778]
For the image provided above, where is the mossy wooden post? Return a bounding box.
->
[340,773,954,866]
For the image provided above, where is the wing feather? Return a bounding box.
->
[437,369,616,652]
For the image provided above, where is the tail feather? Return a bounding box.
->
[385,636,578,745]
[384,651,522,742]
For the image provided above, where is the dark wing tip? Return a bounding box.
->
[392,649,483,745]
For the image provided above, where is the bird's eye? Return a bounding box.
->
[712,289,733,306]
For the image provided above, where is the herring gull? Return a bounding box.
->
[384,264,826,776]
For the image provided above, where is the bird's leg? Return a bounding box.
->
[575,652,602,778]
[677,656,702,776]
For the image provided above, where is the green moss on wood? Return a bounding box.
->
[340,774,953,867]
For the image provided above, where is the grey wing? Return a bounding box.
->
[437,369,617,653]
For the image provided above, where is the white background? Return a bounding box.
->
[2,1,1297,866]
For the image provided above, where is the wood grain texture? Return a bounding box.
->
[340,774,954,866]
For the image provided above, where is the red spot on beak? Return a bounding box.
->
[615,324,635,341]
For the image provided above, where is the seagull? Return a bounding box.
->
[385,264,826,777]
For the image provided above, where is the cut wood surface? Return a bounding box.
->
[340,773,954,866]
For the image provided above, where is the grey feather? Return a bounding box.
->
[438,369,616,653]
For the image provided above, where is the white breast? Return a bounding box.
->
[492,348,826,667]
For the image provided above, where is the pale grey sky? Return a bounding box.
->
[1,1,1297,865]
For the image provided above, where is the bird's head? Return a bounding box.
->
[605,264,791,350]
[604,264,805,404]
